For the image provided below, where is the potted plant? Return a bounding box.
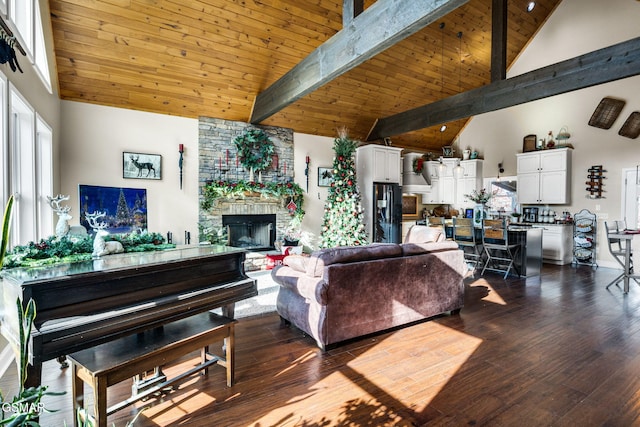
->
[464,188,495,228]
[1,194,14,269]
[464,188,495,205]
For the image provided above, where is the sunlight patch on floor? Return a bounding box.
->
[470,277,507,305]
[135,387,215,421]
[275,350,317,378]
[335,323,485,419]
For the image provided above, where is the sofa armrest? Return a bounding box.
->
[283,255,308,273]
[271,266,328,305]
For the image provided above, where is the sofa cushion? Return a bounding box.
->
[305,243,402,277]
[400,240,460,256]
[404,225,445,243]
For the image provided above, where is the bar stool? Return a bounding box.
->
[481,218,520,279]
[428,217,445,227]
[452,217,482,270]
[428,217,449,239]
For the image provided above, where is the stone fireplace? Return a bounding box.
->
[198,117,296,251]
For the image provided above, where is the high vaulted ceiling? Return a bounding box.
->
[48,0,561,153]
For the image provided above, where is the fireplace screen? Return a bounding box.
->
[222,214,276,250]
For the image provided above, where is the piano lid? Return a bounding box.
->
[0,245,247,284]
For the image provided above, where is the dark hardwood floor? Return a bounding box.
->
[27,265,640,426]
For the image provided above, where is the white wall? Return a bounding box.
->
[458,0,640,267]
[59,101,198,244]
[293,132,336,249]
[59,104,339,246]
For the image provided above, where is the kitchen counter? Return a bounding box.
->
[527,223,573,265]
[507,226,543,277]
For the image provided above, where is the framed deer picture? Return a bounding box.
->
[123,152,162,180]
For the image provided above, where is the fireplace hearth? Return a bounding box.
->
[222,214,276,251]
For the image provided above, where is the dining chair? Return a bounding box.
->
[427,216,447,237]
[452,217,482,270]
[428,217,445,227]
[481,218,520,279]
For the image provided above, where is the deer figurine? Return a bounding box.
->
[130,155,156,178]
[86,211,124,257]
[47,195,72,237]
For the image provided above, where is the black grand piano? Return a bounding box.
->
[0,245,257,387]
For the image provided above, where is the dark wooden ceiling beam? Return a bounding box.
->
[250,0,469,124]
[367,36,640,140]
[343,0,364,26]
[491,0,507,82]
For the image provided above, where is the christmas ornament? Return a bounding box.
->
[287,199,297,214]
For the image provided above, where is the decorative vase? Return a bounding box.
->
[473,203,487,228]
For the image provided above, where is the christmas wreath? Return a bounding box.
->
[412,157,424,174]
[233,128,275,172]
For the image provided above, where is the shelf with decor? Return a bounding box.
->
[572,208,598,268]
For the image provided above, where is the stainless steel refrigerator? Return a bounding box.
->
[373,183,402,243]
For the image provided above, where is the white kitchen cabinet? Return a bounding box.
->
[426,159,456,204]
[440,176,456,204]
[357,145,401,183]
[424,161,441,182]
[455,159,484,206]
[421,178,440,204]
[540,224,573,265]
[516,148,571,204]
[421,159,483,206]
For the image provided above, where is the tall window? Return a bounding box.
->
[10,86,36,245]
[5,0,51,91]
[33,0,51,90]
[1,81,54,247]
[8,0,32,56]
[623,168,640,229]
[0,72,6,204]
[36,115,53,239]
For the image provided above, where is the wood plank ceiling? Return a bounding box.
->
[49,0,561,153]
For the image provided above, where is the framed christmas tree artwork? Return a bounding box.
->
[78,185,148,234]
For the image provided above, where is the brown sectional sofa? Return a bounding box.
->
[271,239,466,350]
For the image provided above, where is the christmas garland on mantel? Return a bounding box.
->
[233,128,275,172]
[201,180,305,220]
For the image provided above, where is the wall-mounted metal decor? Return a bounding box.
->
[586,165,605,199]
[588,97,626,129]
[618,111,640,139]
[0,17,25,73]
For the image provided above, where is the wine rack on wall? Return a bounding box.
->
[586,165,605,199]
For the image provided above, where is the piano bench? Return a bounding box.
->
[68,312,236,427]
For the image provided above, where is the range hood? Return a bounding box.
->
[402,153,431,194]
